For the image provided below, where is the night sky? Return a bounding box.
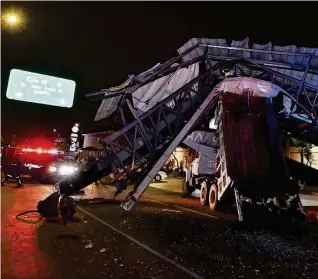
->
[2,1,318,143]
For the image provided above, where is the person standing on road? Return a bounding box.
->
[1,151,9,187]
[1,153,24,187]
[94,155,101,185]
[85,155,100,185]
[12,153,24,187]
[190,153,200,178]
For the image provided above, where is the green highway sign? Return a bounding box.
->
[6,69,76,108]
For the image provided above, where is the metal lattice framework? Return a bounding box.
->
[84,42,318,202]
[202,45,318,119]
[89,43,318,117]
[95,62,217,168]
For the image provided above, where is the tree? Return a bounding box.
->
[303,144,315,167]
[291,139,315,166]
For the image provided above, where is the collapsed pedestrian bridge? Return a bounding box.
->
[43,38,318,222]
[91,37,318,144]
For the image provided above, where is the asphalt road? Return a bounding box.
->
[2,179,318,279]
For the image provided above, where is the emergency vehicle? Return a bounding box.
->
[1,146,78,183]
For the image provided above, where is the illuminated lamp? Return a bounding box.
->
[72,126,79,133]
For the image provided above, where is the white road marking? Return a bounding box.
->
[160,209,182,213]
[102,184,219,220]
[41,185,203,279]
[174,205,218,219]
[145,197,218,219]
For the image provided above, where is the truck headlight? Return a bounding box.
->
[49,166,57,172]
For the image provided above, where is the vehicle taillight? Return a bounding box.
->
[23,148,35,152]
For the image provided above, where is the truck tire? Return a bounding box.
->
[208,183,218,211]
[182,179,194,195]
[200,181,210,206]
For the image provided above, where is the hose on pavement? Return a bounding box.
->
[15,210,40,219]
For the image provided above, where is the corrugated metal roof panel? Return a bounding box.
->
[178,37,318,71]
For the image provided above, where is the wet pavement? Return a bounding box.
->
[1,179,318,279]
[300,194,318,207]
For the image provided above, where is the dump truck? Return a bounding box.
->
[36,38,318,223]
[182,90,305,220]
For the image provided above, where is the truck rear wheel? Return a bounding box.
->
[200,181,210,206]
[208,183,218,211]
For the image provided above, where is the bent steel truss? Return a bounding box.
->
[89,38,318,123]
[83,38,318,205]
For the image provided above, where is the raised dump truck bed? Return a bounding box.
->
[221,92,290,196]
[220,92,304,219]
[222,92,273,184]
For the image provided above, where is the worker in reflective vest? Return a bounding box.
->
[1,154,24,187]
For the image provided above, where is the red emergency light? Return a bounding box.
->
[22,148,59,154]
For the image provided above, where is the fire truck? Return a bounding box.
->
[1,146,78,183]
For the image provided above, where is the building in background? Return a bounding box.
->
[80,131,115,159]
[286,146,318,169]
[81,131,196,169]
[166,146,195,170]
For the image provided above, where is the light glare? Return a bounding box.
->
[7,15,18,24]
[2,10,25,32]
[49,166,57,173]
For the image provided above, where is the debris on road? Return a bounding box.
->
[85,243,93,249]
[99,248,106,253]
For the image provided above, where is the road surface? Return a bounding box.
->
[2,179,318,279]
[300,194,318,207]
